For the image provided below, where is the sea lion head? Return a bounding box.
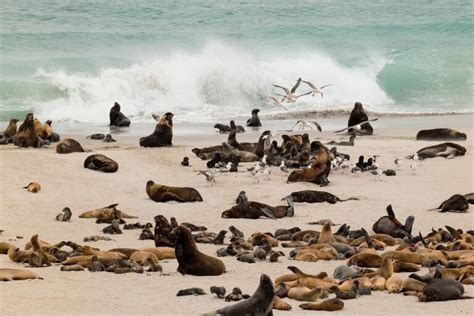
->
[311,141,322,152]
[258,273,274,293]
[354,102,363,112]
[252,109,260,115]
[45,120,52,126]
[221,209,232,218]
[10,118,19,124]
[24,113,34,125]
[113,102,121,111]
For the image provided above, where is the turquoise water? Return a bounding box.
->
[1,0,473,122]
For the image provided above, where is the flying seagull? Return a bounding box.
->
[273,78,302,103]
[269,97,287,110]
[298,81,333,98]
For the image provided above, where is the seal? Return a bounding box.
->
[1,118,19,143]
[56,138,85,154]
[273,296,292,310]
[174,225,225,276]
[78,203,137,220]
[299,298,344,311]
[288,280,323,301]
[86,133,105,140]
[24,182,41,193]
[418,266,471,301]
[284,190,358,204]
[103,220,122,234]
[430,194,469,213]
[287,142,332,186]
[177,288,206,296]
[103,134,116,143]
[109,102,131,127]
[139,112,173,147]
[214,123,245,134]
[415,142,466,159]
[211,286,226,298]
[0,268,43,282]
[346,252,383,268]
[246,109,262,127]
[84,154,119,173]
[146,180,203,202]
[372,205,414,238]
[87,255,106,272]
[215,274,274,315]
[55,207,72,222]
[330,286,357,300]
[222,198,294,219]
[416,128,467,141]
[347,102,373,135]
[15,113,43,148]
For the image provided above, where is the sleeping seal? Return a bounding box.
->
[215,274,274,315]
[284,190,358,204]
[372,205,414,238]
[429,194,469,213]
[109,102,130,127]
[415,142,466,159]
[416,128,467,141]
[84,154,119,173]
[146,180,203,202]
[246,109,262,127]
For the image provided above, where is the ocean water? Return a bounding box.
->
[0,0,472,123]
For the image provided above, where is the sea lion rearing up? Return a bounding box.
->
[372,205,414,238]
[415,142,466,159]
[56,138,85,154]
[287,142,332,186]
[0,118,19,144]
[347,102,373,135]
[109,102,130,127]
[84,154,119,173]
[284,190,358,204]
[416,128,467,141]
[15,113,44,148]
[146,180,203,203]
[139,112,173,147]
[175,225,225,276]
[246,109,262,127]
[215,274,274,315]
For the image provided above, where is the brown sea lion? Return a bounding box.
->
[23,182,41,193]
[106,248,138,258]
[318,223,335,244]
[60,265,84,272]
[429,194,469,213]
[418,272,471,301]
[299,298,344,311]
[346,252,383,268]
[0,242,14,254]
[15,113,43,148]
[284,190,358,204]
[61,255,118,268]
[347,102,373,135]
[288,280,323,301]
[78,203,136,220]
[0,268,42,282]
[130,251,162,271]
[175,225,225,276]
[372,205,414,238]
[415,142,466,159]
[287,142,331,186]
[146,180,203,202]
[84,154,119,173]
[222,199,293,219]
[215,274,274,315]
[1,118,19,143]
[55,207,72,222]
[28,234,53,267]
[139,112,173,147]
[88,255,106,272]
[56,138,85,154]
[273,296,292,310]
[82,246,126,260]
[386,275,404,293]
[109,102,130,127]
[246,109,262,127]
[416,128,467,141]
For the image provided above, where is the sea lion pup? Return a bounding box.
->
[299,298,344,311]
[87,256,105,272]
[347,102,373,135]
[288,279,324,301]
[28,234,53,267]
[103,134,116,142]
[414,142,466,159]
[1,118,19,143]
[246,108,262,127]
[103,220,122,234]
[109,102,130,127]
[86,133,105,140]
[56,138,85,154]
[429,194,469,213]
[146,180,203,203]
[24,182,41,193]
[83,154,119,173]
[214,274,274,315]
[129,251,162,271]
[318,222,335,244]
[372,205,414,238]
[55,207,72,222]
[176,288,206,296]
[418,266,472,301]
[214,123,245,134]
[284,190,358,204]
[326,133,356,146]
[287,142,332,186]
[141,247,176,260]
[78,203,137,220]
[181,157,189,166]
[416,128,467,141]
[153,215,175,247]
[211,286,227,298]
[0,268,43,282]
[221,199,293,219]
[330,286,357,300]
[139,112,173,147]
[174,225,225,276]
[15,113,43,147]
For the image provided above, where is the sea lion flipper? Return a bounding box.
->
[107,203,119,209]
[259,207,276,220]
[386,205,395,219]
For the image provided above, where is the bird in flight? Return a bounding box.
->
[273,78,302,103]
[298,81,333,98]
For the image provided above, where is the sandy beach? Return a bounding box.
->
[0,114,473,315]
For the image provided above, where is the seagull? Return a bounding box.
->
[269,97,287,110]
[196,170,217,185]
[273,78,302,103]
[410,161,418,175]
[334,118,379,133]
[292,120,322,132]
[279,161,288,173]
[394,158,402,170]
[298,81,333,98]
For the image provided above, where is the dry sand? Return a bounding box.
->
[0,115,473,315]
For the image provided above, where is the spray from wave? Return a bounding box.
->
[33,41,392,123]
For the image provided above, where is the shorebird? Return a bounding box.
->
[196,170,217,185]
[292,120,322,132]
[269,97,288,110]
[273,78,302,103]
[298,81,333,98]
[334,118,378,133]
[394,158,402,170]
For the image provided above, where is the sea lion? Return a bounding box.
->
[346,252,383,268]
[28,234,53,267]
[347,102,373,135]
[419,278,471,301]
[175,225,225,276]
[55,207,72,222]
[84,154,119,173]
[129,251,162,271]
[273,296,292,310]
[60,265,84,272]
[415,142,466,159]
[318,222,335,244]
[416,128,467,141]
[211,286,227,298]
[87,256,106,272]
[181,157,190,166]
[222,199,293,219]
[288,281,323,301]
[225,287,250,302]
[56,138,85,154]
[330,286,357,300]
[215,274,274,315]
[372,205,414,238]
[146,180,203,203]
[109,102,130,127]
[287,142,332,186]
[0,242,14,254]
[139,112,173,147]
[176,288,206,296]
[15,113,43,148]
[24,182,41,193]
[284,190,358,204]
[0,268,42,282]
[246,109,262,127]
[86,133,105,140]
[430,194,469,213]
[214,123,245,134]
[385,275,403,293]
[1,118,19,143]
[153,215,175,247]
[299,298,344,311]
[102,220,122,234]
[141,247,176,260]
[103,134,116,142]
[78,203,136,220]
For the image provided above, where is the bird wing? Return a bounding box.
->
[320,84,334,89]
[302,80,316,89]
[291,78,302,93]
[311,121,322,132]
[269,96,279,104]
[296,91,312,98]
[273,85,290,95]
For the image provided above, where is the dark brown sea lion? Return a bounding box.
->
[56,138,85,154]
[284,190,358,204]
[287,142,332,186]
[221,198,294,219]
[139,112,173,147]
[215,274,274,315]
[174,225,225,276]
[214,123,245,134]
[86,133,105,140]
[109,102,130,127]
[176,288,206,296]
[430,194,469,213]
[0,118,19,144]
[246,109,262,127]
[347,102,373,135]
[84,154,119,173]
[415,142,466,159]
[55,207,72,222]
[0,268,43,281]
[465,193,474,204]
[15,113,43,148]
[418,268,471,301]
[103,220,122,234]
[372,205,414,238]
[103,134,116,142]
[146,180,202,203]
[153,215,175,247]
[211,286,226,298]
[416,128,467,141]
[299,298,344,311]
